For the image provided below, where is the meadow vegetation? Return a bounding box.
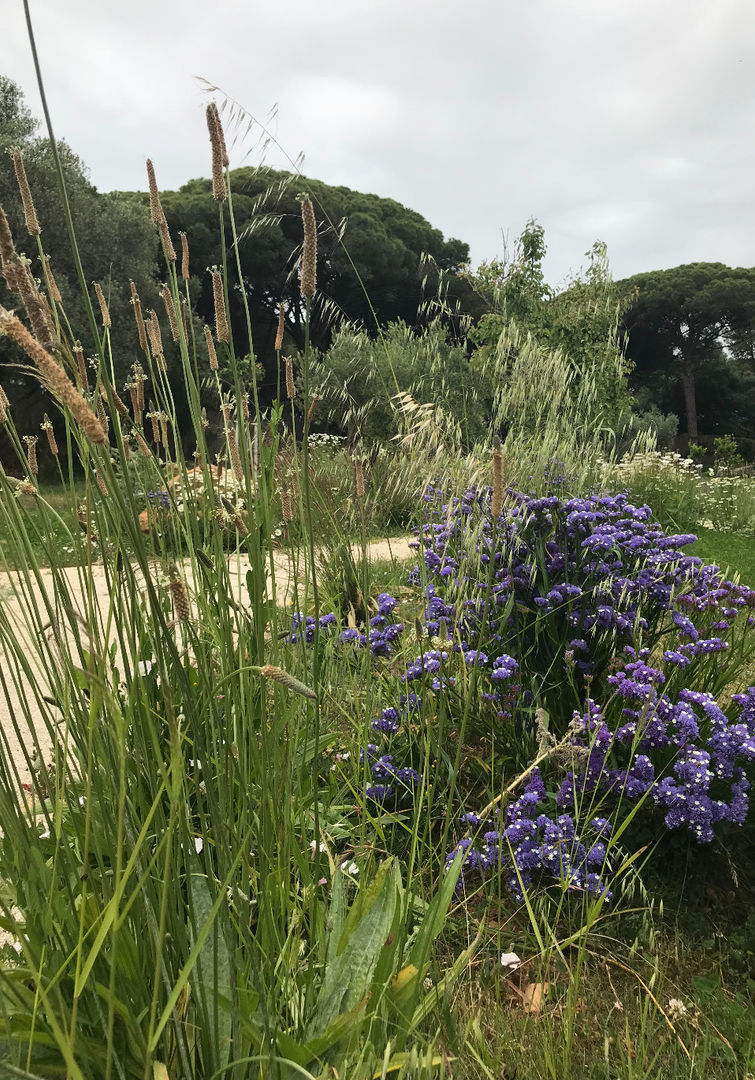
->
[0,42,753,1080]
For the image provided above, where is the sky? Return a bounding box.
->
[4,0,755,287]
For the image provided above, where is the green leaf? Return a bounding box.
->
[189,872,234,1073]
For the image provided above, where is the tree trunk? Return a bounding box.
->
[680,361,698,440]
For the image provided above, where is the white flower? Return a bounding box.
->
[667,998,688,1022]
[309,840,327,855]
[137,659,155,676]
[11,940,22,954]
[342,861,359,876]
[500,951,521,972]
[194,837,204,854]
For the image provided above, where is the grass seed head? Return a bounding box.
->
[179,231,190,280]
[161,285,180,342]
[130,281,148,351]
[204,323,218,370]
[300,198,317,298]
[491,447,504,518]
[12,151,40,235]
[212,268,229,342]
[206,104,227,201]
[285,355,295,399]
[275,303,285,351]
[0,310,106,443]
[23,435,39,475]
[93,282,111,329]
[42,254,62,303]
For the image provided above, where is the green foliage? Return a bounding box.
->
[466,229,632,434]
[621,262,755,441]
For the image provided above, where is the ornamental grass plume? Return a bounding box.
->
[203,324,218,370]
[12,150,40,236]
[179,231,190,280]
[161,285,180,342]
[491,446,504,518]
[41,415,58,455]
[23,435,38,476]
[42,254,62,303]
[0,309,106,444]
[212,268,229,342]
[93,282,111,328]
[206,104,227,201]
[300,198,317,298]
[275,304,285,351]
[285,355,295,399]
[130,281,148,351]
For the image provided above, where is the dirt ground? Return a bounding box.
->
[0,537,416,784]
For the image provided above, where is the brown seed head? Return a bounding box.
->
[159,218,176,263]
[146,158,164,226]
[206,104,227,201]
[300,198,317,298]
[179,231,190,280]
[42,255,62,303]
[0,310,106,444]
[96,394,109,436]
[203,324,218,370]
[285,355,295,399]
[148,410,160,443]
[211,103,229,165]
[306,395,319,426]
[212,269,229,342]
[280,489,293,522]
[161,285,180,341]
[100,380,131,419]
[130,281,148,351]
[93,282,111,329]
[275,303,285,351]
[94,469,108,497]
[260,664,317,700]
[354,456,366,499]
[135,430,152,457]
[41,415,59,455]
[74,343,88,389]
[169,569,191,622]
[12,151,40,235]
[23,435,39,475]
[146,310,164,359]
[491,448,504,519]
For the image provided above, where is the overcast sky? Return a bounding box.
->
[5,0,755,286]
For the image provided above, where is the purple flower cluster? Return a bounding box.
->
[446,770,613,902]
[557,662,755,843]
[287,593,404,657]
[410,486,755,724]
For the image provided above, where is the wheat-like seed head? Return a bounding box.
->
[206,104,227,202]
[93,282,111,329]
[161,285,180,342]
[12,151,40,236]
[23,435,39,475]
[203,324,218,371]
[300,198,317,298]
[41,415,58,455]
[212,268,229,342]
[42,255,62,303]
[0,310,106,443]
[179,231,190,280]
[275,303,285,351]
[285,355,295,399]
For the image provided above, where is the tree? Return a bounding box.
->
[157,168,473,399]
[620,263,755,440]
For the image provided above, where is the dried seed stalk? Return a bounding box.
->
[42,255,62,303]
[130,281,148,351]
[41,415,58,455]
[300,198,317,298]
[275,304,285,351]
[204,324,218,370]
[212,269,229,342]
[161,285,180,341]
[491,448,504,518]
[12,151,40,235]
[179,231,190,280]
[207,104,227,201]
[23,435,38,475]
[0,311,106,443]
[94,282,111,329]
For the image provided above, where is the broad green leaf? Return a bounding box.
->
[189,872,233,1074]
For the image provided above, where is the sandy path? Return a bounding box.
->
[0,537,416,784]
